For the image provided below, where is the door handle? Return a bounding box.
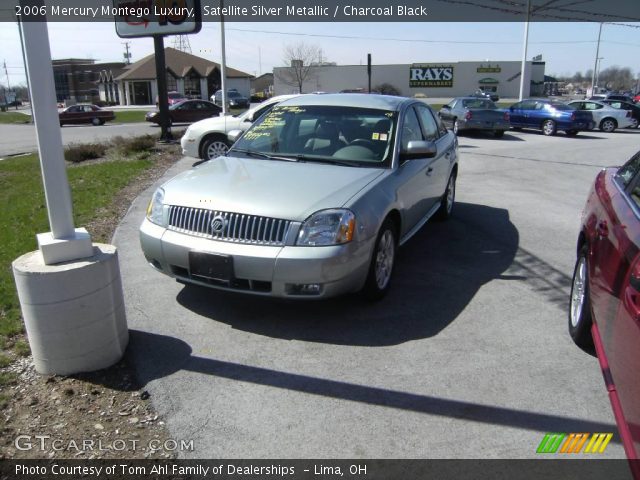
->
[426,167,433,176]
[596,220,609,237]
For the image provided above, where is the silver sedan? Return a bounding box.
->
[140,94,459,299]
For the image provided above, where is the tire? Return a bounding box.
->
[565,130,579,136]
[452,118,460,136]
[362,219,397,301]
[91,117,101,126]
[568,246,595,351]
[436,171,456,221]
[201,136,230,160]
[630,118,639,129]
[541,119,557,136]
[599,118,617,133]
[493,130,505,138]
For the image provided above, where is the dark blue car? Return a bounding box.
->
[509,99,595,136]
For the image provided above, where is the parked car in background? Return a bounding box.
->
[470,89,499,102]
[212,89,250,109]
[601,99,640,129]
[145,100,222,126]
[141,94,458,300]
[568,100,634,132]
[181,94,298,160]
[438,97,510,137]
[569,151,640,470]
[58,104,115,126]
[155,91,189,107]
[508,99,594,136]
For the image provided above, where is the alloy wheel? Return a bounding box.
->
[375,230,395,290]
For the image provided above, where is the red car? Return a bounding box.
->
[570,151,640,476]
[58,104,115,126]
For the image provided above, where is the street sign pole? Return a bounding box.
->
[154,35,172,142]
[19,1,92,263]
[219,2,228,115]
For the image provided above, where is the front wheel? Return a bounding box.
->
[569,247,594,350]
[201,136,230,160]
[362,219,397,301]
[542,119,557,136]
[91,117,101,126]
[630,118,639,129]
[452,118,460,136]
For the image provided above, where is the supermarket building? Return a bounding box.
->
[273,60,546,98]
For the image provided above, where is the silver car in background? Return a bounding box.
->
[140,94,459,299]
[567,100,635,132]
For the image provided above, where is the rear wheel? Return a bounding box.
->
[569,246,594,350]
[493,130,505,138]
[542,119,557,136]
[91,117,101,126]
[599,118,617,133]
[362,219,397,301]
[436,171,456,221]
[630,118,639,129]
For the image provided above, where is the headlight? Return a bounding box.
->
[146,188,165,226]
[297,209,355,246]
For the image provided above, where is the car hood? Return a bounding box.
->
[162,155,386,221]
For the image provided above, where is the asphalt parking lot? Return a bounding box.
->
[114,127,640,459]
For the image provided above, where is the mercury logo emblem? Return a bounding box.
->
[210,215,226,233]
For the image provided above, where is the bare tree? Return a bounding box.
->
[277,42,322,94]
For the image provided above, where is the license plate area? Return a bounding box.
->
[189,252,234,282]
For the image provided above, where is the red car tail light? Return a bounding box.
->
[629,256,640,291]
[465,111,473,120]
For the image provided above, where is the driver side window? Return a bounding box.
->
[401,108,423,150]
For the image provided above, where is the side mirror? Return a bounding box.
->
[401,140,437,161]
[227,129,243,144]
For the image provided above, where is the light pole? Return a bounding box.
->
[518,0,531,101]
[590,22,603,95]
[594,57,604,93]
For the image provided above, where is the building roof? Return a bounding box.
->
[115,47,252,81]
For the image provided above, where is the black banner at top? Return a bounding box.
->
[5,0,640,22]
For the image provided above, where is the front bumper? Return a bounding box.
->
[139,218,373,299]
[180,132,199,158]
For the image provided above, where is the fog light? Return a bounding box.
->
[288,283,322,295]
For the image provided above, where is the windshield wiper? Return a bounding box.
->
[229,148,298,162]
[289,155,368,167]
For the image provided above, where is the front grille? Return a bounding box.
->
[167,206,291,246]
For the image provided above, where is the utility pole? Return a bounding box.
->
[219,0,228,115]
[122,42,131,64]
[3,60,10,91]
[591,23,603,95]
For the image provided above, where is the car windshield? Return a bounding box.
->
[231,104,397,167]
[462,99,496,109]
[228,92,242,99]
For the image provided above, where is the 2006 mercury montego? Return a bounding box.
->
[140,94,459,299]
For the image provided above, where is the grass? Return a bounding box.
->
[0,111,31,124]
[0,153,153,339]
[113,110,148,123]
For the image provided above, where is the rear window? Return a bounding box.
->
[462,99,496,109]
[549,103,574,110]
[168,93,183,99]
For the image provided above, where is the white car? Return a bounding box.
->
[180,95,298,161]
[567,100,634,132]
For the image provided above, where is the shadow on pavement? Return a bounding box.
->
[125,329,619,440]
[175,202,519,346]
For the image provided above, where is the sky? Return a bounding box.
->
[0,21,639,87]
